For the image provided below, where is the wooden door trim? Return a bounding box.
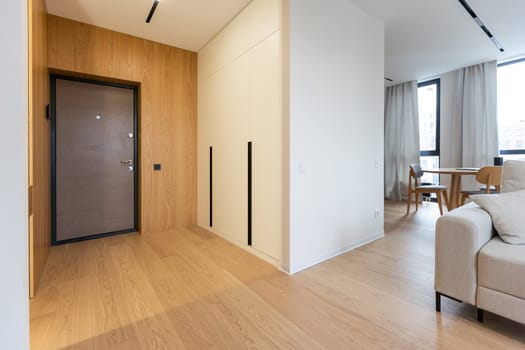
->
[50,74,139,245]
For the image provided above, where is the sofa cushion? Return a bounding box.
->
[502,160,525,193]
[478,237,525,300]
[471,189,525,244]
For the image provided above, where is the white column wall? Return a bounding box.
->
[287,0,385,273]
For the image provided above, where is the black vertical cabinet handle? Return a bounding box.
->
[209,146,213,228]
[248,141,253,246]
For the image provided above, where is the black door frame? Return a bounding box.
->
[50,74,139,245]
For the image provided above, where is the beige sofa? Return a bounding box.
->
[434,161,525,324]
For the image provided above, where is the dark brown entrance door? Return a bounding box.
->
[52,76,137,244]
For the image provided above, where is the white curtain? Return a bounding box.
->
[444,61,499,189]
[460,62,499,168]
[384,81,420,200]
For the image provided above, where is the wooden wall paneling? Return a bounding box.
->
[172,47,198,227]
[29,0,50,298]
[250,31,283,261]
[47,15,197,234]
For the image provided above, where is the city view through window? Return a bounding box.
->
[498,60,525,158]
[414,61,525,193]
[418,84,438,152]
[418,82,440,187]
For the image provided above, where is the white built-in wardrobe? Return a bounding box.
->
[197,0,284,265]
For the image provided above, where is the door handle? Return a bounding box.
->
[120,160,134,165]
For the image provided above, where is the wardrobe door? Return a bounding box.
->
[250,32,282,260]
[213,54,250,244]
[197,77,215,229]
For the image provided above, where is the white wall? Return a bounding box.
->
[0,1,29,349]
[287,0,385,273]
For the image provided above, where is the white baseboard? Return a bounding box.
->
[196,225,281,268]
[279,263,291,274]
[195,225,384,276]
[287,232,385,275]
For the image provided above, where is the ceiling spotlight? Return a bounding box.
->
[146,0,160,24]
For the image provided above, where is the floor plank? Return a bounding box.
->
[30,201,525,349]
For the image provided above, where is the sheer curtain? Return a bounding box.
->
[461,61,499,168]
[443,61,499,189]
[384,81,420,200]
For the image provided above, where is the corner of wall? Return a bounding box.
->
[280,0,292,274]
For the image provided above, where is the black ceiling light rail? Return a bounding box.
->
[146,0,160,23]
[458,0,504,52]
[384,77,393,82]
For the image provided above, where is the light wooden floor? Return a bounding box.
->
[30,201,525,349]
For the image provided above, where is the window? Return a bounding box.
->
[497,59,525,158]
[418,79,441,186]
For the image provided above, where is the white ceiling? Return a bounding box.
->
[46,0,525,85]
[45,0,252,52]
[349,0,525,85]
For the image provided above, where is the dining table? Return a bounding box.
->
[422,168,479,211]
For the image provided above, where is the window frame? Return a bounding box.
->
[417,78,441,157]
[497,58,525,156]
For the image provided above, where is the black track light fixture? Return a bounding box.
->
[146,0,160,24]
[458,0,504,52]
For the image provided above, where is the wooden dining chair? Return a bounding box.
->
[407,164,449,215]
[460,166,502,206]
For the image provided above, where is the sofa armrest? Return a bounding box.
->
[434,203,494,305]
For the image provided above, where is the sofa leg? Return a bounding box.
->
[477,308,484,323]
[435,292,441,312]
